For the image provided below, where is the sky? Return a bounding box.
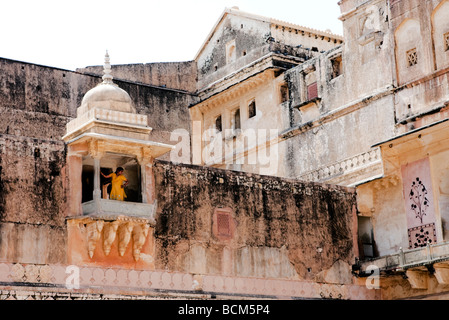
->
[0,0,343,71]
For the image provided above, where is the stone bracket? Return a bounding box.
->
[71,216,152,262]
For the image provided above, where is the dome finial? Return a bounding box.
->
[102,50,114,84]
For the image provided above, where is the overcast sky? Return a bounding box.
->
[0,0,343,71]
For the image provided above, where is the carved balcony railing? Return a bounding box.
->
[358,241,449,273]
[298,147,384,187]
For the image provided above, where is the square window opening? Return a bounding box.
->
[216,115,223,132]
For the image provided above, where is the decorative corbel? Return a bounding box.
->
[118,222,134,257]
[103,221,120,256]
[137,148,154,166]
[86,220,105,259]
[132,223,150,261]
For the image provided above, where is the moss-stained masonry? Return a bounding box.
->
[153,160,356,282]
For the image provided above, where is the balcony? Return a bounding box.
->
[82,199,157,225]
[354,241,449,289]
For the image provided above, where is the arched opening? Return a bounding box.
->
[432,0,449,70]
[394,19,424,85]
[81,153,142,205]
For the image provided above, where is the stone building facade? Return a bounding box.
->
[0,19,372,300]
[0,54,372,299]
[2,1,449,301]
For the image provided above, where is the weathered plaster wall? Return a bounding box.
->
[0,59,87,265]
[197,13,271,90]
[391,0,449,134]
[391,0,434,86]
[78,61,198,93]
[152,160,357,283]
[0,138,67,264]
[196,11,343,92]
[197,70,290,177]
[348,0,449,259]
[281,0,397,182]
[339,0,394,103]
[370,178,408,256]
[282,95,396,178]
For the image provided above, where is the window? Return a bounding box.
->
[233,108,241,130]
[248,100,256,118]
[307,82,318,101]
[407,48,418,67]
[280,84,289,103]
[445,32,449,52]
[330,55,343,79]
[213,207,234,240]
[217,213,231,236]
[215,115,222,132]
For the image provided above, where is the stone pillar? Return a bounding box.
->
[93,156,102,205]
[138,155,155,204]
[190,108,204,166]
[146,162,156,204]
[67,154,83,217]
[140,162,147,204]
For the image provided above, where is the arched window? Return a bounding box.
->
[395,19,425,84]
[432,0,449,70]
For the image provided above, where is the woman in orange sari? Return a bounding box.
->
[101,167,129,201]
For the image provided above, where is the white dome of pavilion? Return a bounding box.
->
[78,52,136,115]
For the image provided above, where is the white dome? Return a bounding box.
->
[78,52,136,115]
[80,82,136,114]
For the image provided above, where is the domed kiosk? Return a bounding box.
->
[63,53,174,266]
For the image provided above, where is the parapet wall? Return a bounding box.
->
[77,61,198,93]
[152,160,358,283]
